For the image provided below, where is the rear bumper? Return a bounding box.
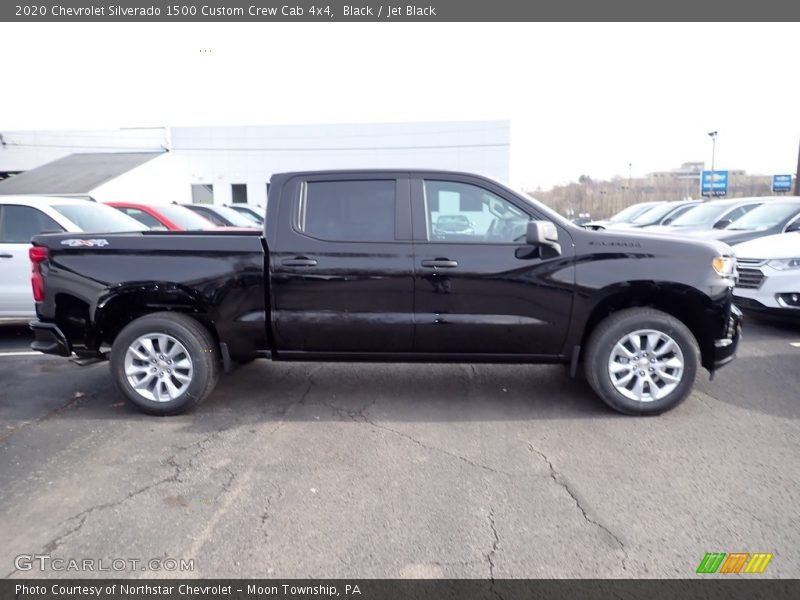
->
[29,320,72,357]
[711,305,742,370]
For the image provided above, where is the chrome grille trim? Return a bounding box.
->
[735,267,766,289]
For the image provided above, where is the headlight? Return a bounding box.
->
[712,256,735,276]
[767,258,800,270]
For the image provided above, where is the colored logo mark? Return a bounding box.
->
[696,552,773,574]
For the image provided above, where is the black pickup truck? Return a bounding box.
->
[29,170,742,416]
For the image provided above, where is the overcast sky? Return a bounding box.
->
[0,22,798,189]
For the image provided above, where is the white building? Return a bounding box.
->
[0,121,510,207]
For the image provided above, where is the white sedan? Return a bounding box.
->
[733,232,800,315]
[0,196,145,319]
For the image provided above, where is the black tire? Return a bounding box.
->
[583,308,699,415]
[110,312,220,416]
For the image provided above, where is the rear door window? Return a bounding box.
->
[299,180,396,242]
[0,205,63,243]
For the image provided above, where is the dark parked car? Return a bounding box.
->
[683,198,800,246]
[182,204,258,228]
[583,201,665,231]
[645,198,764,234]
[225,204,264,225]
[30,170,741,417]
[606,200,701,229]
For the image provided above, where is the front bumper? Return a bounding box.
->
[712,305,742,370]
[30,320,72,357]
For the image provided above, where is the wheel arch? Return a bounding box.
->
[574,281,717,371]
[93,283,219,350]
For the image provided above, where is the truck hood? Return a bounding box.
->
[732,232,800,260]
[579,226,734,258]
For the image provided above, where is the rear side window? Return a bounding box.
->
[300,180,395,242]
[52,203,146,232]
[0,205,63,243]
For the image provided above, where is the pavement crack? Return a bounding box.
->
[0,391,92,444]
[259,486,285,541]
[486,505,499,581]
[527,442,629,571]
[312,394,511,477]
[298,375,315,406]
[365,420,513,477]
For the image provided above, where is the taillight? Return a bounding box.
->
[29,246,48,302]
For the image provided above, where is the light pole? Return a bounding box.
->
[707,131,718,172]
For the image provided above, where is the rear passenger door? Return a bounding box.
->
[270,174,414,354]
[0,205,64,316]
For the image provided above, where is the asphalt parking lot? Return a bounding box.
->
[1,317,799,579]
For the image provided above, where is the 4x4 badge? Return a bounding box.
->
[60,239,109,247]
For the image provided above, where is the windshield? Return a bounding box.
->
[53,203,147,232]
[726,202,800,230]
[211,206,256,227]
[631,203,683,224]
[669,203,728,227]
[609,203,659,223]
[157,205,215,230]
[232,206,263,224]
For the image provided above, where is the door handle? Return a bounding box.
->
[0,253,13,259]
[281,257,318,267]
[421,259,459,268]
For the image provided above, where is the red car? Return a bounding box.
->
[105,202,218,231]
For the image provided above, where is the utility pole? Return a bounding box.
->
[708,131,718,172]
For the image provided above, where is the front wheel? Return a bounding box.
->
[584,308,699,415]
[110,312,220,415]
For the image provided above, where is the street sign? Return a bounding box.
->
[701,170,729,197]
[772,174,793,193]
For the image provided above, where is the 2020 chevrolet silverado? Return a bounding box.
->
[29,170,742,416]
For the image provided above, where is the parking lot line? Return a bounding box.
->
[0,351,40,357]
[790,342,800,348]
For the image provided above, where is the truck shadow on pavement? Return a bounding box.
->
[2,318,799,430]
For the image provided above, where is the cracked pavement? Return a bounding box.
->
[0,317,799,578]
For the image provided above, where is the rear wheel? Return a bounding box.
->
[584,308,699,415]
[110,312,220,415]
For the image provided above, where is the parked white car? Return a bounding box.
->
[0,196,145,319]
[733,232,800,316]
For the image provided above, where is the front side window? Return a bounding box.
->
[0,205,63,243]
[300,180,396,242]
[424,180,528,243]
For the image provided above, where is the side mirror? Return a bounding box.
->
[713,219,731,229]
[526,220,561,255]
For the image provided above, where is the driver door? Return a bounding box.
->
[411,175,573,356]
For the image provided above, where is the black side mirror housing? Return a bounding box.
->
[526,220,561,255]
